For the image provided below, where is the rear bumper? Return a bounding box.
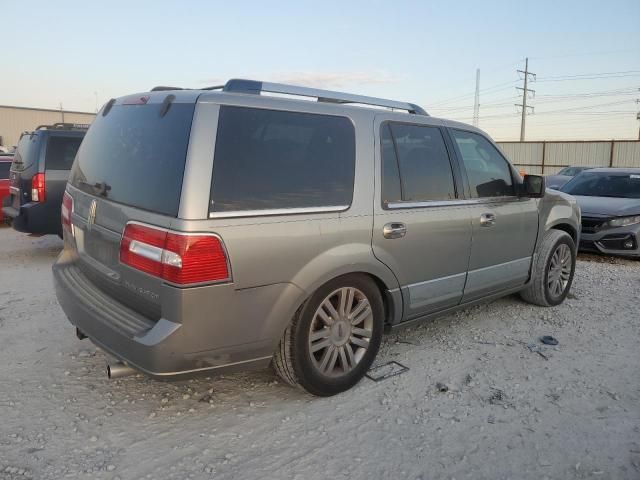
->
[53,250,305,378]
[579,224,640,258]
[2,201,61,235]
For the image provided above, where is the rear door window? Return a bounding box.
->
[381,123,456,204]
[210,106,355,213]
[45,136,83,170]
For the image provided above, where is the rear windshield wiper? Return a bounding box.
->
[78,180,111,197]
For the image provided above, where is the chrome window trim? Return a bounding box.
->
[386,196,521,209]
[208,205,349,219]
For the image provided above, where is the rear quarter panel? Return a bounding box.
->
[170,95,400,349]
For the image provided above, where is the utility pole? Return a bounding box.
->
[636,99,640,140]
[59,102,65,123]
[473,68,480,127]
[515,57,536,141]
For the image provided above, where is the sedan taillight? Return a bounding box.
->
[119,222,230,286]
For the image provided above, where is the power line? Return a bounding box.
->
[428,81,517,107]
[538,71,640,82]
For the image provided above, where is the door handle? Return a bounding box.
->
[383,222,407,239]
[480,213,496,227]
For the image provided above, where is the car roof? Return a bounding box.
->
[124,78,489,138]
[583,167,640,174]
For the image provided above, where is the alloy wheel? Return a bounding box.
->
[547,243,572,298]
[308,287,373,377]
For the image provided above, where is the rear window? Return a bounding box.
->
[70,102,195,217]
[12,134,39,171]
[45,136,83,170]
[210,106,355,213]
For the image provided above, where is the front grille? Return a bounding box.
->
[581,216,609,234]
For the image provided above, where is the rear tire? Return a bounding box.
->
[520,229,576,307]
[273,274,384,396]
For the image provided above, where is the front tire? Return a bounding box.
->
[520,229,576,307]
[273,274,384,396]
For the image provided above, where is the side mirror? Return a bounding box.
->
[520,174,545,198]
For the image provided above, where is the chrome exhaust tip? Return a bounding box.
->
[106,362,136,379]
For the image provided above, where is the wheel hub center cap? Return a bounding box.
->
[330,320,351,346]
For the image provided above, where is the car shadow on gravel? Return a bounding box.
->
[1,234,62,262]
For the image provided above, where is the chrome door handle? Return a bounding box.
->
[480,213,496,227]
[383,222,407,239]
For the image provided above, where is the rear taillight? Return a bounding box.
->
[119,223,230,286]
[61,191,73,232]
[31,173,45,202]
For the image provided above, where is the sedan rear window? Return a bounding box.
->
[70,102,195,217]
[210,106,355,213]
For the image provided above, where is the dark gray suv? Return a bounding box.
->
[53,80,581,396]
[3,123,87,236]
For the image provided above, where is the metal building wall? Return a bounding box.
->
[498,142,544,174]
[613,142,640,167]
[497,140,640,174]
[0,106,95,148]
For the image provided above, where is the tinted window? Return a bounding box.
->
[45,136,83,170]
[381,124,402,203]
[451,130,514,197]
[70,102,195,217]
[385,123,455,202]
[211,106,355,212]
[0,162,10,179]
[561,172,640,199]
[12,134,39,171]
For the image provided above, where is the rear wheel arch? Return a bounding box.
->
[292,271,398,330]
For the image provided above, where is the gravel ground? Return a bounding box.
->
[1,225,639,480]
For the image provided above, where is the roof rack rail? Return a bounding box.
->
[150,86,184,92]
[35,122,90,131]
[222,79,428,115]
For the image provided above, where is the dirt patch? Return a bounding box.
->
[1,228,639,480]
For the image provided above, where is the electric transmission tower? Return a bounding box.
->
[515,57,536,141]
[473,69,480,127]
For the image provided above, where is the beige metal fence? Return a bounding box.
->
[497,140,640,174]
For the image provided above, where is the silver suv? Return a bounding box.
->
[53,79,581,396]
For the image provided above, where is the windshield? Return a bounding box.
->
[70,102,195,216]
[558,167,588,176]
[561,172,640,199]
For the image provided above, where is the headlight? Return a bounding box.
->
[606,215,640,228]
